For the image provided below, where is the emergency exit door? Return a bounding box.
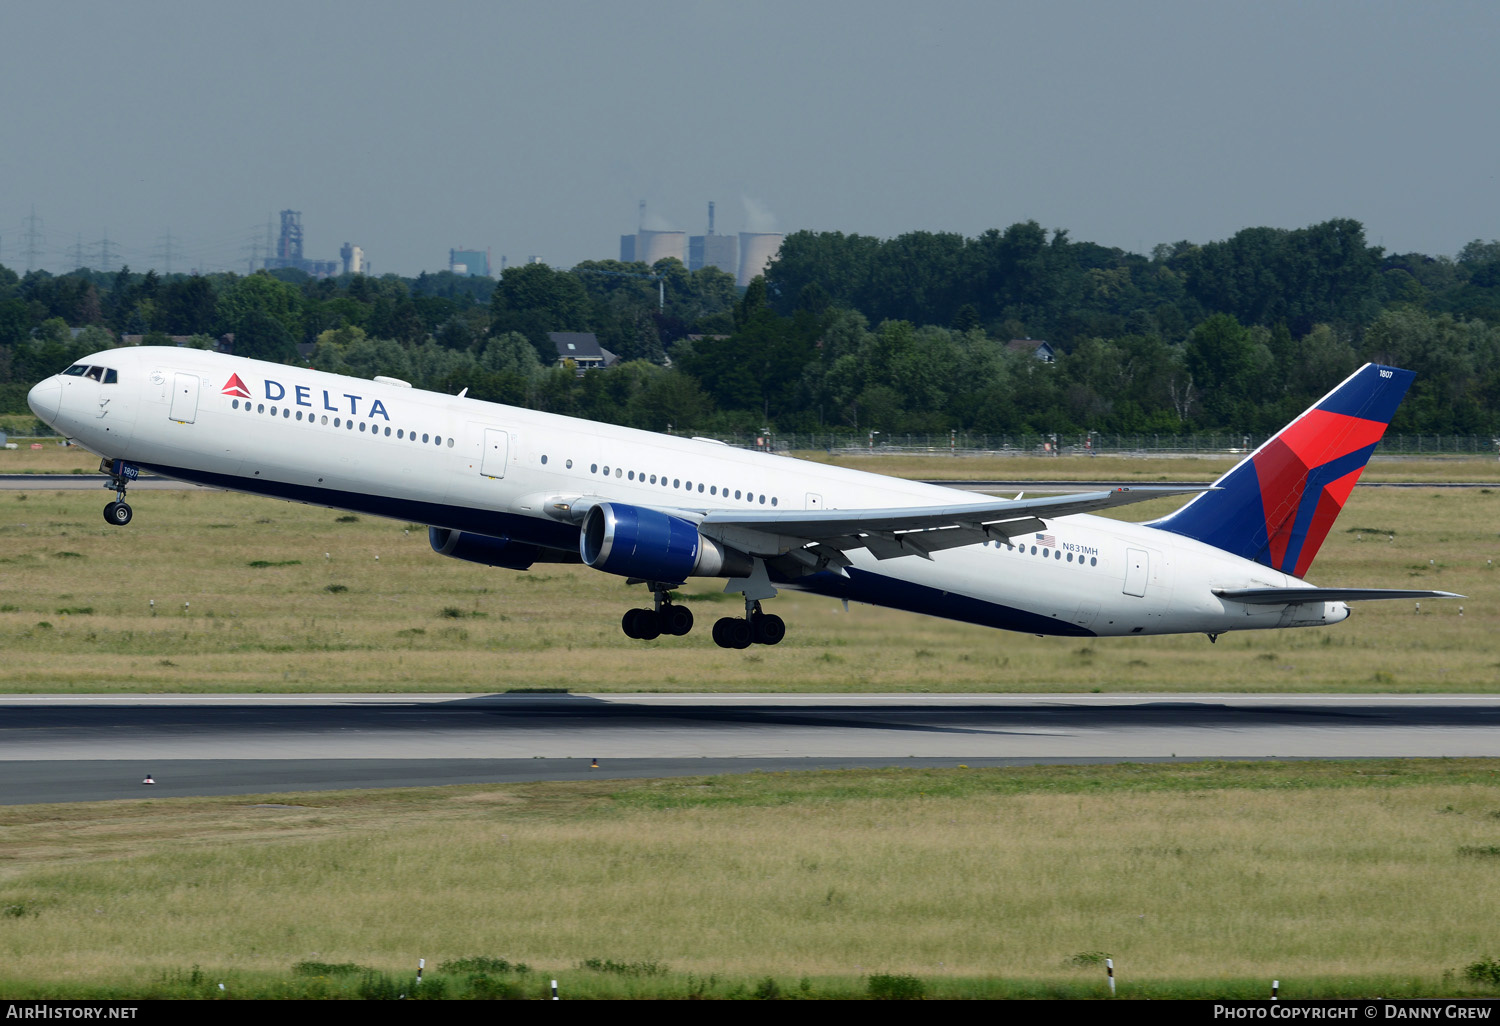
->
[480,428,509,479]
[168,373,199,424]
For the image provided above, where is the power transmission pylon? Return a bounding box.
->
[22,206,43,272]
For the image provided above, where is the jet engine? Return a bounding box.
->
[580,502,752,581]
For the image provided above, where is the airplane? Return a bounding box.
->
[26,348,1458,648]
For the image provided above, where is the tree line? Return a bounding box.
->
[3,218,1499,437]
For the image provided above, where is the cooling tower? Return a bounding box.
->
[636,230,686,266]
[737,232,783,287]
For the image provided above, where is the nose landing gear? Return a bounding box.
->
[99,459,136,526]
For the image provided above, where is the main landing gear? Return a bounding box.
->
[100,460,133,526]
[621,584,695,640]
[617,584,786,648]
[710,600,785,650]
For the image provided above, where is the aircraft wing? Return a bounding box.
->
[695,486,1206,565]
[1214,587,1464,604]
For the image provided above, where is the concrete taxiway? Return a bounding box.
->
[2,693,1498,804]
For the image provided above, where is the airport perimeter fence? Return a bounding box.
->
[710,432,1500,459]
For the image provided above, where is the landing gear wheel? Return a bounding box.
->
[751,612,785,646]
[622,608,660,640]
[713,616,752,649]
[103,501,132,526]
[662,605,694,637]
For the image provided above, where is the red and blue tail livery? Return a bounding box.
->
[1153,364,1412,576]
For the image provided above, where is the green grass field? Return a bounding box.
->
[0,461,1493,692]
[4,762,1500,999]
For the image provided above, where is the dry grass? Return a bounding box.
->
[3,763,1500,988]
[0,474,1493,691]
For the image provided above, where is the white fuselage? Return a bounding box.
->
[28,347,1349,638]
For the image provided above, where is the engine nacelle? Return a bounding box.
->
[580,502,752,581]
[429,527,539,570]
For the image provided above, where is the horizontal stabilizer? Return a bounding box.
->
[1213,587,1463,605]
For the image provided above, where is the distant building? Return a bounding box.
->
[619,235,636,262]
[449,248,491,277]
[1007,338,1056,363]
[736,232,783,287]
[263,210,339,277]
[636,230,686,266]
[549,332,617,373]
[689,233,737,275]
[341,243,365,276]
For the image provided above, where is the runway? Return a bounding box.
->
[3,693,1498,804]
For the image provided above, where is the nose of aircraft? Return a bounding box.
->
[27,378,62,421]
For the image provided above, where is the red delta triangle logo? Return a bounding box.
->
[221,373,251,398]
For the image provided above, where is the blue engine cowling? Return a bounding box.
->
[429,527,540,570]
[580,502,751,581]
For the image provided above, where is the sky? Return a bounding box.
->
[2,0,1497,278]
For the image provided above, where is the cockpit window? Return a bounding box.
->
[61,364,117,383]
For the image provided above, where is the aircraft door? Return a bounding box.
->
[480,428,509,479]
[1123,548,1148,597]
[168,373,200,424]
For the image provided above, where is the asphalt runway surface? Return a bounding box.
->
[4,693,1499,804]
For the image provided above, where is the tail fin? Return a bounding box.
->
[1153,363,1412,577]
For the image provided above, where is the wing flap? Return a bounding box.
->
[698,486,1203,551]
